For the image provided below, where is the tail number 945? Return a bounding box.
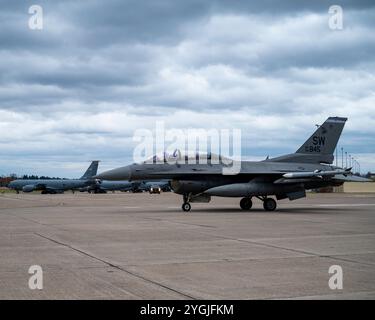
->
[305,145,321,153]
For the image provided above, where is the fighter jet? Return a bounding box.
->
[95,117,370,212]
[8,161,99,194]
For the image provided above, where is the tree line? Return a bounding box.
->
[0,175,67,187]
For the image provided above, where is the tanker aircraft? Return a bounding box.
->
[8,161,99,194]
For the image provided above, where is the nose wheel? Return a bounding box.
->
[182,202,191,212]
[181,194,192,212]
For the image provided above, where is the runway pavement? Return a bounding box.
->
[0,191,375,299]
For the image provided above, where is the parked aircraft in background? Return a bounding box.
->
[80,180,171,193]
[139,180,171,193]
[8,161,99,194]
[95,117,370,212]
[80,180,134,193]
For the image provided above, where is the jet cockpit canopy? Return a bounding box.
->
[142,149,233,165]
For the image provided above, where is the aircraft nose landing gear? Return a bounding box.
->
[181,194,191,212]
[182,202,191,212]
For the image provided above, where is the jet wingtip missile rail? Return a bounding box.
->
[282,169,350,179]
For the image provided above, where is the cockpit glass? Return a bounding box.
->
[142,149,232,164]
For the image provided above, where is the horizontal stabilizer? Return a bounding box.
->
[332,175,373,182]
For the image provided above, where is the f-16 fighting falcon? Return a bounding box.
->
[8,161,99,194]
[95,117,370,212]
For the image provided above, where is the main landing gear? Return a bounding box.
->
[240,196,277,211]
[180,194,277,212]
[263,198,277,211]
[41,190,56,194]
[240,197,252,210]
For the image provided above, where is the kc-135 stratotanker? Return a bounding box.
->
[8,161,99,194]
[95,117,370,212]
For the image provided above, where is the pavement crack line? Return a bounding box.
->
[144,217,217,229]
[4,212,53,227]
[34,232,196,300]
[2,211,70,232]
[204,234,375,267]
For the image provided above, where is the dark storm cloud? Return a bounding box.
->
[0,0,375,175]
[1,1,374,93]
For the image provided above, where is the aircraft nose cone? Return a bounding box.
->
[95,166,131,181]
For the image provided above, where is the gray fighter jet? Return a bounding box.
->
[8,161,99,194]
[95,117,370,212]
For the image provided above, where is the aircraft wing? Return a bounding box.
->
[33,183,48,190]
[273,169,372,184]
[37,184,64,193]
[332,174,372,182]
[138,168,348,177]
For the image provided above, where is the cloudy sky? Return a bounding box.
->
[0,0,374,177]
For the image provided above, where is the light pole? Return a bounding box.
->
[341,147,344,168]
[354,160,360,175]
[335,148,338,167]
[345,152,347,168]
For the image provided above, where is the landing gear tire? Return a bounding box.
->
[182,202,191,212]
[240,198,252,210]
[263,198,277,211]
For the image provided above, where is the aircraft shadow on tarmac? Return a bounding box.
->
[153,206,354,214]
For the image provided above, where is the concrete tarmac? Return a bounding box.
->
[0,192,375,299]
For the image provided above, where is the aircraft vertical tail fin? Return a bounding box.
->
[295,117,347,163]
[270,117,347,164]
[80,161,99,180]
